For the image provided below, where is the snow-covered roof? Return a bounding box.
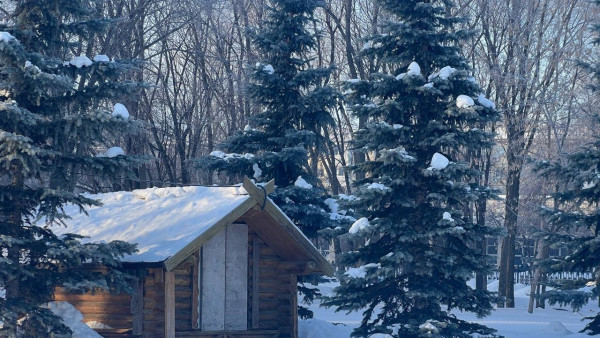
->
[57,186,251,263]
[55,179,334,276]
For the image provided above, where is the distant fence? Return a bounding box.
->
[489,271,594,285]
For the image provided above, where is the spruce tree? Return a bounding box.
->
[195,0,338,242]
[534,139,600,335]
[0,0,142,335]
[194,0,339,318]
[531,3,600,333]
[322,0,499,336]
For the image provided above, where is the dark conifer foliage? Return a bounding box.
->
[534,130,600,335]
[0,0,143,334]
[195,0,339,239]
[531,3,600,333]
[193,0,340,319]
[322,0,500,336]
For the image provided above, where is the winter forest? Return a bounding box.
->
[1,0,600,336]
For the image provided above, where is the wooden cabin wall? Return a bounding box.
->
[249,230,297,338]
[53,287,133,330]
[173,258,194,331]
[143,268,165,337]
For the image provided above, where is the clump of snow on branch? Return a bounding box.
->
[324,198,354,221]
[47,302,102,338]
[24,61,41,72]
[443,212,454,222]
[349,217,370,234]
[244,124,252,132]
[344,263,380,279]
[263,64,274,74]
[393,124,403,129]
[407,61,421,76]
[361,40,382,51]
[252,163,262,180]
[381,147,415,161]
[93,55,110,62]
[456,95,475,108]
[69,55,93,68]
[477,93,496,109]
[112,103,129,119]
[210,150,254,161]
[295,176,313,189]
[367,182,390,191]
[428,66,457,81]
[582,180,596,190]
[0,32,15,42]
[419,320,440,335]
[423,82,434,88]
[97,147,124,158]
[428,152,449,170]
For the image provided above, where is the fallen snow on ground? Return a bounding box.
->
[300,280,596,338]
[48,302,102,338]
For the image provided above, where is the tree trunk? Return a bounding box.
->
[500,164,521,308]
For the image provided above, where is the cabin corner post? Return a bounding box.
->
[165,269,175,338]
[290,274,298,338]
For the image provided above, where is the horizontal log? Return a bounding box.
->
[80,314,132,327]
[69,304,132,315]
[54,293,131,302]
[175,278,192,287]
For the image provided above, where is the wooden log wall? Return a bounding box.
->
[248,230,296,338]
[143,268,165,337]
[174,258,194,331]
[142,258,195,337]
[53,287,133,331]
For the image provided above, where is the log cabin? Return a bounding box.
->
[53,178,334,338]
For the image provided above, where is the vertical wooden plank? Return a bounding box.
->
[202,229,226,330]
[192,250,200,329]
[252,237,260,329]
[155,268,164,283]
[164,270,175,338]
[290,274,298,338]
[131,271,144,335]
[225,223,248,330]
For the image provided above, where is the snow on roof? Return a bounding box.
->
[55,186,251,263]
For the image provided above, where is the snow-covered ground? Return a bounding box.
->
[300,279,597,338]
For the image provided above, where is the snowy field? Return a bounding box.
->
[300,279,597,338]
